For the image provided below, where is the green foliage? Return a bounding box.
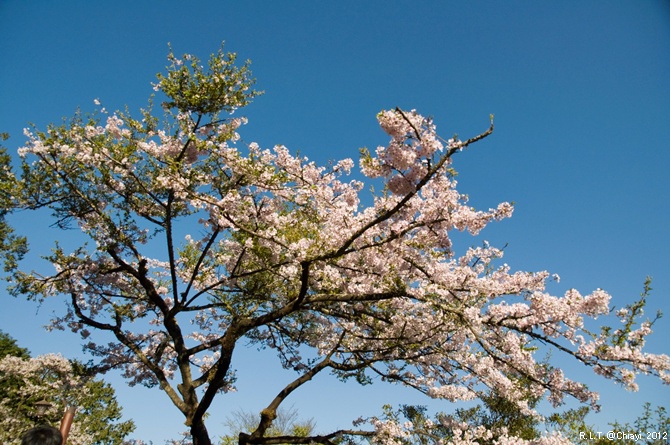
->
[549,403,670,445]
[628,403,670,443]
[156,42,262,116]
[72,370,136,445]
[0,134,28,273]
[0,330,31,359]
[0,332,135,445]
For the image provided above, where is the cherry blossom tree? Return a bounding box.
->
[0,352,134,445]
[8,44,669,445]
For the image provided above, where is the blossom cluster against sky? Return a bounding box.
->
[1,1,669,442]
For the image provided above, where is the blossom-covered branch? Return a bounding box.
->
[10,44,669,445]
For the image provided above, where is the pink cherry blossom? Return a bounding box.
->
[11,47,669,445]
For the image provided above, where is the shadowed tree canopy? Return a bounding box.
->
[0,330,30,359]
[6,44,669,445]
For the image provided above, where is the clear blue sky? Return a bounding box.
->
[1,1,669,442]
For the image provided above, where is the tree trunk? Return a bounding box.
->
[190,418,212,445]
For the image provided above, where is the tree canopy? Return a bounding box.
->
[0,331,135,445]
[6,44,669,445]
[0,329,30,360]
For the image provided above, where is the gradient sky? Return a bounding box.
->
[1,1,669,443]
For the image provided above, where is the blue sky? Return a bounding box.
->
[1,1,669,442]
